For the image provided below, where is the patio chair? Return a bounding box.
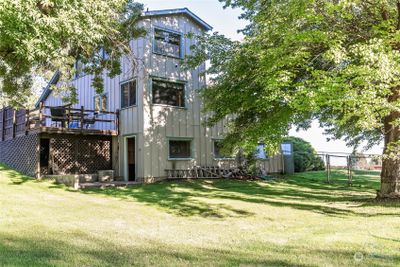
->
[50,107,68,128]
[83,115,96,129]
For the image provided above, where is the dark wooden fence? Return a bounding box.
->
[3,107,15,140]
[0,107,28,140]
[0,108,3,141]
[15,109,28,137]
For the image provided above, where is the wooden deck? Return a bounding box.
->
[0,104,119,141]
[30,126,118,136]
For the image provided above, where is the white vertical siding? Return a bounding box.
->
[43,14,282,181]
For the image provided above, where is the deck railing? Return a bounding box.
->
[0,103,119,141]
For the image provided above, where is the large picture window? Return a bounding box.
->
[153,28,182,58]
[121,80,137,108]
[152,79,185,107]
[169,140,192,159]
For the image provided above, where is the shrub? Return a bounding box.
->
[284,137,325,172]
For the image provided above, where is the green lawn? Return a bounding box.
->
[1,164,399,267]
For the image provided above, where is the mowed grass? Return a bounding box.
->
[1,164,400,267]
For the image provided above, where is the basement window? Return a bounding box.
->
[169,140,192,159]
[152,79,185,108]
[121,80,137,108]
[153,28,182,58]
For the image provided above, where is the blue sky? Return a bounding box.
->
[140,0,383,155]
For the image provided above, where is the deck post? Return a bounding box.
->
[116,109,120,134]
[0,107,3,141]
[12,108,16,139]
[39,102,44,127]
[80,106,84,130]
[25,109,30,135]
[67,105,71,126]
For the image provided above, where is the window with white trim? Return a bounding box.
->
[154,28,182,58]
[121,80,137,108]
[152,79,185,107]
[169,140,192,159]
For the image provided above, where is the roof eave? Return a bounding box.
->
[143,8,213,31]
[35,71,60,108]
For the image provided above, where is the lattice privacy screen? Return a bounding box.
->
[0,134,39,177]
[50,135,111,174]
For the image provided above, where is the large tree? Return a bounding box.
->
[0,0,145,107]
[187,0,400,199]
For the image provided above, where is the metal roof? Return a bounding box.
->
[143,8,213,31]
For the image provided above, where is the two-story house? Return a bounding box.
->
[0,8,284,184]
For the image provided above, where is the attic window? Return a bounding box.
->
[153,28,182,58]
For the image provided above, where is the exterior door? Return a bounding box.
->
[126,137,136,181]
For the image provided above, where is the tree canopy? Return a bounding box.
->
[284,136,325,172]
[189,0,399,152]
[187,0,400,198]
[0,0,145,107]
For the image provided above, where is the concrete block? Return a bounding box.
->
[98,170,114,182]
[54,175,79,190]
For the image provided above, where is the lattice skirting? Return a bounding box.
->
[0,134,40,177]
[48,135,112,175]
[0,134,112,177]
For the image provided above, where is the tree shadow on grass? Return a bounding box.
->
[2,162,396,218]
[82,180,255,218]
[359,198,400,208]
[80,171,398,218]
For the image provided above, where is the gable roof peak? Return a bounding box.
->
[143,7,213,31]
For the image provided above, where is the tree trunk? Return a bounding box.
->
[378,89,400,199]
[379,149,400,199]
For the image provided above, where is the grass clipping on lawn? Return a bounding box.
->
[0,164,399,267]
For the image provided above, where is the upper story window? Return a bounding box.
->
[101,48,110,60]
[74,61,86,79]
[75,49,107,79]
[152,79,185,108]
[153,28,182,58]
[121,80,137,108]
[94,93,108,112]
